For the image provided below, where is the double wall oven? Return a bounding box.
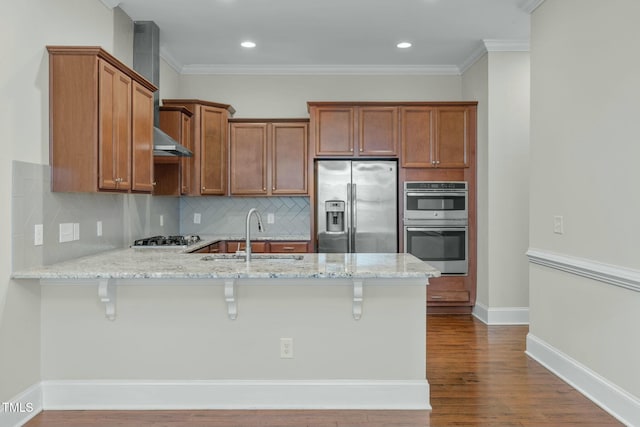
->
[403,182,468,275]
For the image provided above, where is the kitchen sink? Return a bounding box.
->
[200,254,304,262]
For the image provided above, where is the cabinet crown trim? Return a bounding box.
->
[46,46,157,92]
[162,99,236,115]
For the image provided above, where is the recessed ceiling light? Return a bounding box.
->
[397,42,412,49]
[241,41,256,48]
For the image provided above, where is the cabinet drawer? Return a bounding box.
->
[269,242,309,253]
[427,290,470,303]
[227,241,268,253]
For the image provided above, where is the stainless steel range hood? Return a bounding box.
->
[133,21,192,157]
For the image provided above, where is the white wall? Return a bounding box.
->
[462,51,530,320]
[178,74,462,117]
[462,54,489,307]
[1,0,115,403]
[529,0,640,406]
[486,52,530,309]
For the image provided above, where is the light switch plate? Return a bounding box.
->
[194,213,201,224]
[553,216,564,234]
[97,221,103,237]
[267,213,275,224]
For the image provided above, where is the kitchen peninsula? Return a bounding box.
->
[12,248,438,410]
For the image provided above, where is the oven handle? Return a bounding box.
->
[405,192,467,197]
[405,227,468,232]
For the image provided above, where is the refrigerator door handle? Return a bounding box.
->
[352,183,357,252]
[347,183,352,253]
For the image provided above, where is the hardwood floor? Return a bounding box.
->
[24,315,622,427]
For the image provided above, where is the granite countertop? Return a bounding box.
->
[11,249,440,281]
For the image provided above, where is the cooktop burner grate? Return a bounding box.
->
[133,235,201,247]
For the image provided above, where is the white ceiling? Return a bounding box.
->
[108,0,536,75]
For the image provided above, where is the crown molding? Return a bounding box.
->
[459,39,530,74]
[180,64,461,76]
[483,39,530,52]
[519,0,546,14]
[99,0,121,9]
[159,47,184,74]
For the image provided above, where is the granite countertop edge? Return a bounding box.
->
[11,248,440,281]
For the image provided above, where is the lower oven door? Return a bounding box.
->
[404,226,468,275]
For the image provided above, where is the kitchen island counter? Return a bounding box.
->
[12,251,435,411]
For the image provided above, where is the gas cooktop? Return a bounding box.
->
[132,235,201,248]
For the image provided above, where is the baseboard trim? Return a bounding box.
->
[526,333,640,426]
[0,382,42,427]
[40,379,430,410]
[472,302,529,325]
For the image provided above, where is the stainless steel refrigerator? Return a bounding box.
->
[316,160,397,253]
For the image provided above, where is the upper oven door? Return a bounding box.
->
[404,190,468,221]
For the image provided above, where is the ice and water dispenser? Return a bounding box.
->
[325,200,345,233]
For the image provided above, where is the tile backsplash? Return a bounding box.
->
[11,161,180,270]
[12,161,311,271]
[180,196,310,238]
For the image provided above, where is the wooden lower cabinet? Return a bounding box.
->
[190,240,309,254]
[425,272,474,314]
[269,241,309,253]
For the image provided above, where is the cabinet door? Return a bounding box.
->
[131,82,154,192]
[230,123,268,195]
[98,59,131,191]
[358,106,398,156]
[181,114,192,194]
[272,122,308,195]
[400,106,435,168]
[435,107,469,168]
[313,106,354,155]
[200,106,228,195]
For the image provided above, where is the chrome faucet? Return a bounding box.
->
[245,208,264,261]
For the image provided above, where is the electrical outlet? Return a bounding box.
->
[267,213,275,224]
[194,213,201,224]
[97,221,103,237]
[280,338,294,359]
[59,223,74,243]
[34,224,43,246]
[553,216,564,234]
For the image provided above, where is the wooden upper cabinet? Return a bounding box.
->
[200,106,228,195]
[230,122,268,195]
[271,122,308,195]
[400,106,435,168]
[435,107,470,168]
[308,103,398,157]
[401,104,475,168]
[161,99,235,196]
[48,46,157,193]
[312,106,354,155]
[358,106,398,156]
[229,119,309,196]
[155,105,193,196]
[131,82,154,192]
[98,59,132,191]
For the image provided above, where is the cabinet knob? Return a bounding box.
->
[350,148,354,152]
[202,186,206,191]
[272,187,275,191]
[436,160,440,165]
[152,181,157,186]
